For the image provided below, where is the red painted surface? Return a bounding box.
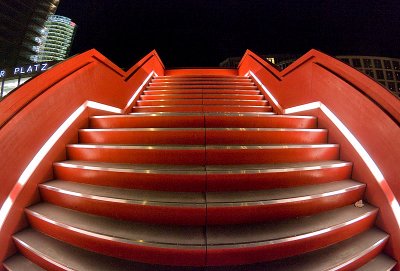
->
[0,49,165,263]
[164,69,237,76]
[238,49,400,265]
[206,211,376,266]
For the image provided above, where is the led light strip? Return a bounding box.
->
[0,71,157,231]
[246,71,283,113]
[124,71,158,112]
[284,102,400,228]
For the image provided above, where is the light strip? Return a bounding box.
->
[124,71,156,112]
[0,100,123,231]
[248,71,283,113]
[285,102,400,228]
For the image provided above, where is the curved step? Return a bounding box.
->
[13,227,206,268]
[206,128,327,144]
[206,180,365,224]
[142,90,261,95]
[146,85,258,90]
[206,160,353,191]
[355,254,397,271]
[66,144,205,165]
[79,128,205,145]
[54,161,206,192]
[39,180,206,225]
[137,99,268,106]
[207,228,389,270]
[149,81,254,86]
[131,105,273,113]
[206,144,339,164]
[3,254,45,271]
[9,227,391,270]
[90,113,205,128]
[206,204,378,265]
[205,113,317,128]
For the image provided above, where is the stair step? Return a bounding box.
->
[90,113,205,128]
[146,85,258,90]
[207,228,389,270]
[206,180,365,224]
[53,160,352,192]
[157,75,248,80]
[206,204,378,265]
[153,78,252,83]
[53,161,206,192]
[13,228,206,268]
[3,254,45,271]
[206,128,327,144]
[79,128,205,145]
[131,105,273,113]
[206,144,339,164]
[79,127,327,145]
[355,254,397,271]
[207,160,353,191]
[137,99,268,106]
[143,90,261,95]
[66,144,205,165]
[149,81,254,86]
[39,180,206,225]
[10,227,390,270]
[204,113,317,128]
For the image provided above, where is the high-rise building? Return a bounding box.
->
[34,15,77,62]
[0,0,60,66]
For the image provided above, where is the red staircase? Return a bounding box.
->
[3,73,396,270]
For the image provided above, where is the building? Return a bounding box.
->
[34,15,77,62]
[220,54,400,98]
[336,56,400,97]
[0,0,60,67]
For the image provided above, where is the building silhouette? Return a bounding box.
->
[0,0,60,66]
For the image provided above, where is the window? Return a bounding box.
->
[363,59,372,68]
[374,59,382,68]
[364,70,374,78]
[386,71,394,80]
[352,58,361,67]
[393,61,400,70]
[395,72,400,81]
[376,70,384,79]
[388,82,395,91]
[384,60,392,69]
[378,81,386,87]
[397,83,400,92]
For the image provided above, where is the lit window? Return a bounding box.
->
[395,72,400,81]
[388,82,395,91]
[363,59,372,68]
[384,60,392,69]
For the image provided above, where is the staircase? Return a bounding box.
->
[4,73,396,270]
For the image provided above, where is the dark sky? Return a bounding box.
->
[57,0,400,69]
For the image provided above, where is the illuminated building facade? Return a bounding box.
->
[35,15,77,62]
[0,0,59,66]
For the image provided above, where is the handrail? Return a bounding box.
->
[238,49,400,264]
[0,48,165,263]
[125,50,165,81]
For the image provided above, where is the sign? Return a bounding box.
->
[0,62,57,79]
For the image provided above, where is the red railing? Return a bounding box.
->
[0,49,164,263]
[238,49,400,266]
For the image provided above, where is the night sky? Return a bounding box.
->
[57,0,400,69]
